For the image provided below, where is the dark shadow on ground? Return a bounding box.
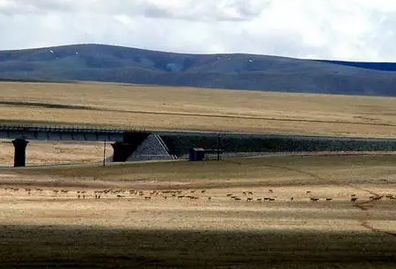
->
[0,225,395,268]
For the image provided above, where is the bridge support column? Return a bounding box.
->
[12,139,29,167]
[111,142,135,162]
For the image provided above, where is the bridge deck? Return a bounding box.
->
[0,126,146,142]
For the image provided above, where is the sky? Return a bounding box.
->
[0,0,396,61]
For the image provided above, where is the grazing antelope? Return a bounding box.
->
[145,196,151,200]
[310,198,319,202]
[248,191,253,195]
[351,197,358,202]
[257,198,263,202]
[234,197,241,201]
[306,191,311,194]
[247,198,253,202]
[371,196,383,201]
[326,198,333,201]
[269,198,275,202]
[227,193,233,197]
[201,190,206,193]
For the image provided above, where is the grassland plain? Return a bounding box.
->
[1,81,396,137]
[0,155,393,268]
[1,81,396,268]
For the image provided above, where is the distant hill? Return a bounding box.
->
[1,44,396,96]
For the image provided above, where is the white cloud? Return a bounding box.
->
[0,0,395,61]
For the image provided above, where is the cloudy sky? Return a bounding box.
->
[0,0,396,61]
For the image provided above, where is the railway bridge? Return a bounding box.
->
[0,125,171,167]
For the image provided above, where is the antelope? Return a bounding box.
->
[310,198,319,202]
[351,197,358,202]
[326,198,333,201]
[247,198,253,202]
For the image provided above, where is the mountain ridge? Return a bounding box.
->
[1,43,396,96]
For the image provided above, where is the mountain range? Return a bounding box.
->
[1,44,396,96]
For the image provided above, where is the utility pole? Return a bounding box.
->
[217,133,220,161]
[103,140,107,167]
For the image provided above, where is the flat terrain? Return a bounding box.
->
[1,81,396,137]
[0,154,396,267]
[1,81,396,267]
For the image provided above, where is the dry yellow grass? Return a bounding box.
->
[0,139,104,166]
[1,81,396,137]
[2,81,396,267]
[0,154,395,267]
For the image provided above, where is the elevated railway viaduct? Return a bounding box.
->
[0,126,157,167]
[2,125,396,168]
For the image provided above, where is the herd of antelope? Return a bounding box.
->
[2,187,396,204]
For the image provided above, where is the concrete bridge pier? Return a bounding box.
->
[111,133,150,162]
[111,142,136,162]
[12,139,29,167]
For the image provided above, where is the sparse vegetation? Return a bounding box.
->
[0,154,394,267]
[0,81,395,267]
[0,81,396,137]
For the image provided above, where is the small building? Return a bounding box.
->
[189,148,205,161]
